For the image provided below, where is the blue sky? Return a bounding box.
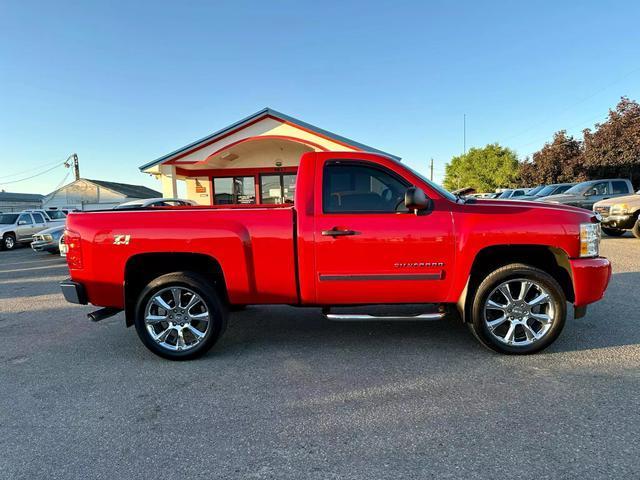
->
[1,0,639,194]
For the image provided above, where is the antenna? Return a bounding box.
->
[463,114,466,154]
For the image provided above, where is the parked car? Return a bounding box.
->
[497,188,531,199]
[516,183,575,201]
[30,224,65,254]
[0,211,53,250]
[60,151,610,360]
[24,208,67,223]
[543,179,634,210]
[113,198,197,210]
[593,190,640,238]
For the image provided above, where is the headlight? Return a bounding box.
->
[580,223,600,258]
[43,234,53,241]
[610,203,629,215]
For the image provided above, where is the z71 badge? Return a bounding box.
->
[113,234,131,245]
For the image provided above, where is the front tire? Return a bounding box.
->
[468,263,566,354]
[602,227,625,237]
[632,219,640,239]
[2,233,17,250]
[134,272,228,360]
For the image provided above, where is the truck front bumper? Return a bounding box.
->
[60,279,88,305]
[600,214,635,230]
[569,257,611,308]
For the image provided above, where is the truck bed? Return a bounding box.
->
[66,206,298,308]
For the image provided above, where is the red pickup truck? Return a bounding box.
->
[61,151,611,359]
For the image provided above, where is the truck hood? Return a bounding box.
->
[593,193,640,207]
[538,193,580,204]
[472,198,595,219]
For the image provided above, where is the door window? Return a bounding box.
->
[590,182,609,195]
[260,174,296,204]
[18,214,33,225]
[213,177,256,205]
[612,181,629,194]
[323,162,409,213]
[32,213,46,223]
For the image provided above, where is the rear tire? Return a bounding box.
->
[134,271,227,360]
[468,263,566,355]
[2,233,17,250]
[602,227,625,237]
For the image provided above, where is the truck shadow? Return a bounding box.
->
[218,271,640,357]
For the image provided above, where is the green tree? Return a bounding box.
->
[443,143,520,192]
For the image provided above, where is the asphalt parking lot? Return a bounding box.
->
[1,236,639,480]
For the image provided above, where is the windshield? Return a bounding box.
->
[497,190,513,199]
[45,210,66,220]
[537,185,558,196]
[527,185,544,196]
[401,163,458,202]
[564,183,590,195]
[0,214,19,224]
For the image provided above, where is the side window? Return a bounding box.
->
[591,182,609,195]
[18,214,33,225]
[612,181,629,194]
[213,176,256,205]
[32,213,45,223]
[323,162,409,213]
[556,185,572,194]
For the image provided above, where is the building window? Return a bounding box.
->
[213,177,256,205]
[260,174,296,204]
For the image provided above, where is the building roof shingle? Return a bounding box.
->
[85,179,161,199]
[0,192,44,203]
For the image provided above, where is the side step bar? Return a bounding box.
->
[325,312,445,321]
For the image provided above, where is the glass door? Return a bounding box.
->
[260,174,296,204]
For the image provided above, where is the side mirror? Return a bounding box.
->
[584,189,595,197]
[404,187,431,213]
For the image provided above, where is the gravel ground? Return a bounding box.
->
[0,236,639,479]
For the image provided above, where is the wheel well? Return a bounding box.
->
[123,253,227,327]
[3,231,15,237]
[459,245,574,322]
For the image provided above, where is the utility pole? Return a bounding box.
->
[72,153,80,180]
[430,158,434,181]
[463,114,466,155]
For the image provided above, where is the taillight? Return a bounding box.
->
[64,229,83,269]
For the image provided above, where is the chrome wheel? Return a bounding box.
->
[144,287,210,352]
[483,278,555,347]
[4,236,15,249]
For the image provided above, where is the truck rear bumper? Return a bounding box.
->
[60,279,88,305]
[570,257,611,307]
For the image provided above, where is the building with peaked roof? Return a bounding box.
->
[43,179,161,211]
[140,108,400,205]
[0,191,44,212]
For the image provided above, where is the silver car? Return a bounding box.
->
[0,211,52,250]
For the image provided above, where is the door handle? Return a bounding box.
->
[321,227,361,237]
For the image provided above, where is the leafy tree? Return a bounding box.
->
[443,143,520,192]
[518,131,585,186]
[582,97,640,188]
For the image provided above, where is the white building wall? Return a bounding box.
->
[43,180,129,210]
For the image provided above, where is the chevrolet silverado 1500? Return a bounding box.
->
[60,151,611,359]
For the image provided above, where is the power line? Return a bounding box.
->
[0,157,67,180]
[502,66,640,143]
[0,162,66,186]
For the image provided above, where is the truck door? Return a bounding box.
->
[16,213,36,241]
[313,160,455,305]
